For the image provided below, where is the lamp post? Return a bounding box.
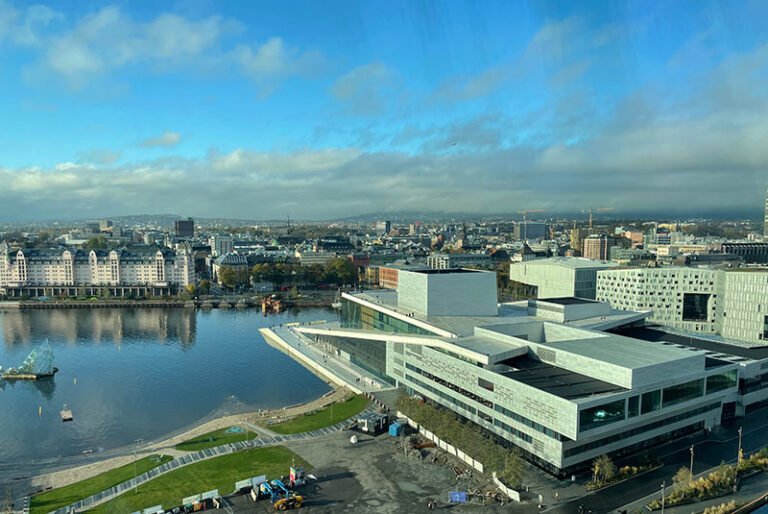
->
[660,481,666,514]
[133,438,143,494]
[690,445,695,482]
[734,426,743,493]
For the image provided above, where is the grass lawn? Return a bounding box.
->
[85,446,308,514]
[30,454,172,514]
[268,395,369,434]
[174,426,258,452]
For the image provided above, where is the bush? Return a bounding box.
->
[703,500,739,514]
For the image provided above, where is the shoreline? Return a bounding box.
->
[0,298,333,310]
[31,386,352,491]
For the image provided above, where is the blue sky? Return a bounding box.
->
[0,0,767,220]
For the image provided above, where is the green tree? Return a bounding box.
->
[324,257,356,286]
[218,266,237,289]
[500,451,524,487]
[198,279,210,295]
[85,236,109,250]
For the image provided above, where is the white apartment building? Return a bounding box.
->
[0,242,194,297]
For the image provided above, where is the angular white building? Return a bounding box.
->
[509,257,618,300]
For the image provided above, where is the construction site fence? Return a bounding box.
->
[492,472,522,502]
[396,411,484,474]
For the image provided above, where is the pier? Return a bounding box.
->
[0,297,333,311]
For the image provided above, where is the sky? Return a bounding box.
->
[0,0,767,221]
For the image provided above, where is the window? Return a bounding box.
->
[580,400,625,432]
[663,379,704,407]
[628,395,640,418]
[478,377,495,392]
[707,371,737,394]
[682,293,711,321]
[641,390,661,414]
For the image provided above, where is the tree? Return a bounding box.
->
[673,466,693,494]
[324,257,356,286]
[218,266,237,289]
[85,237,109,250]
[500,450,524,487]
[592,455,616,484]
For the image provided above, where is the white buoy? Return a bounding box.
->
[73,377,77,385]
[350,435,358,444]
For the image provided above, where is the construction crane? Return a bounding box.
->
[583,207,614,230]
[517,209,546,241]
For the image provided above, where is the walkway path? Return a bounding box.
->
[49,406,378,514]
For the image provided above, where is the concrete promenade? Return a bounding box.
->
[260,324,394,395]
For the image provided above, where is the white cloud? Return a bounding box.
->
[140,131,181,148]
[331,62,402,116]
[26,5,240,88]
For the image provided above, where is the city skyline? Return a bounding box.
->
[1,1,767,220]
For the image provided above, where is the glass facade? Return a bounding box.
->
[340,298,435,335]
[706,371,737,394]
[628,395,640,418]
[641,390,661,414]
[663,379,704,407]
[579,400,626,432]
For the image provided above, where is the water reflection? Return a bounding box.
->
[0,376,56,400]
[1,308,197,347]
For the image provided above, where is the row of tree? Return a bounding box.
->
[218,257,358,290]
[397,395,523,487]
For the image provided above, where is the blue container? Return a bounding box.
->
[388,422,403,437]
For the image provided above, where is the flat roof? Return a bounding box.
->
[500,356,627,399]
[613,326,768,361]
[538,297,599,305]
[409,268,483,274]
[512,257,617,270]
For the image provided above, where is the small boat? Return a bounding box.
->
[331,289,342,310]
[61,404,73,422]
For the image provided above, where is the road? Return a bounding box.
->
[547,408,768,514]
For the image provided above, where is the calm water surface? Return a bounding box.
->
[0,307,333,462]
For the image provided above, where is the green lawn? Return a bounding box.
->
[86,446,308,514]
[268,395,369,434]
[174,426,257,452]
[30,454,172,514]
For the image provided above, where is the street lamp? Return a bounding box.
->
[690,445,695,483]
[133,438,144,494]
[734,426,743,493]
[660,481,666,514]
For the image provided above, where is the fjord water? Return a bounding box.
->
[0,308,332,462]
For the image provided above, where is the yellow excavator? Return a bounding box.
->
[273,494,304,510]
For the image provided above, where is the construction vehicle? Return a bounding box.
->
[273,494,303,510]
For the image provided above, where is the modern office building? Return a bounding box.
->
[764,188,768,237]
[514,222,549,241]
[509,257,617,300]
[597,267,768,346]
[175,217,195,238]
[375,221,392,236]
[427,252,492,270]
[294,269,740,476]
[0,242,194,297]
[597,268,719,334]
[583,234,612,260]
[721,243,768,264]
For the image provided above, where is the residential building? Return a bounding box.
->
[175,218,195,238]
[570,228,588,255]
[211,252,249,286]
[294,269,739,476]
[0,242,194,297]
[509,257,618,300]
[209,233,234,257]
[582,235,612,260]
[765,188,768,237]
